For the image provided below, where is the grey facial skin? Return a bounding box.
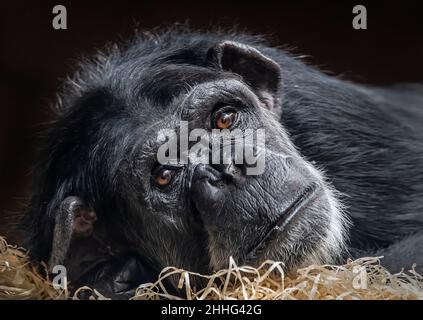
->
[125,76,348,275]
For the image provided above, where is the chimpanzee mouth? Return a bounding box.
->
[245,182,321,261]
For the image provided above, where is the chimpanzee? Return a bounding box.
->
[22,28,423,299]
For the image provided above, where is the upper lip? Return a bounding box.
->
[245,182,321,261]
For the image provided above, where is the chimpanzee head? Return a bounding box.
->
[25,31,349,283]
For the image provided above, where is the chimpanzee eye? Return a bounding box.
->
[214,110,237,129]
[154,168,174,187]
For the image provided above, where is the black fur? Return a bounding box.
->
[23,28,423,296]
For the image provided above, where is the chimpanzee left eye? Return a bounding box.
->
[214,110,237,129]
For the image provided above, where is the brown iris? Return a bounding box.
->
[155,169,173,186]
[216,111,236,129]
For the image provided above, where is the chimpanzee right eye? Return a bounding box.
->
[151,165,181,188]
[155,168,173,186]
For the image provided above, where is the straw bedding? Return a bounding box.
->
[1,236,422,300]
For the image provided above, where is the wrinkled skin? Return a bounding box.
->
[22,30,423,299]
[125,77,346,276]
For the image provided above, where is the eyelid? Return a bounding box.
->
[211,97,246,112]
[152,164,182,176]
[213,104,237,114]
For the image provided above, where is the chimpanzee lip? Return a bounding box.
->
[245,182,321,261]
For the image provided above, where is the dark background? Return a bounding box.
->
[1,0,422,243]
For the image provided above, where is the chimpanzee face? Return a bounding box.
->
[29,39,349,283]
[117,41,348,273]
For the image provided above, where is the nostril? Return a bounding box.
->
[212,179,226,188]
[223,163,243,180]
[210,163,244,186]
[193,163,242,188]
[231,164,243,176]
[211,163,242,177]
[210,163,225,173]
[193,164,221,184]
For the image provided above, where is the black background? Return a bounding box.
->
[1,0,422,243]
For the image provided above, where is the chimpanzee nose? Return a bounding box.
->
[190,163,243,218]
[190,164,227,219]
[192,163,242,187]
[211,163,242,182]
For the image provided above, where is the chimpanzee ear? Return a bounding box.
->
[48,196,97,269]
[207,41,282,111]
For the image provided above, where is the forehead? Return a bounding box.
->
[141,77,255,131]
[135,64,227,107]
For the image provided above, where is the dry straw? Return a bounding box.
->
[0,236,66,299]
[1,236,422,300]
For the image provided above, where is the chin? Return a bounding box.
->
[206,170,349,272]
[264,186,348,271]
